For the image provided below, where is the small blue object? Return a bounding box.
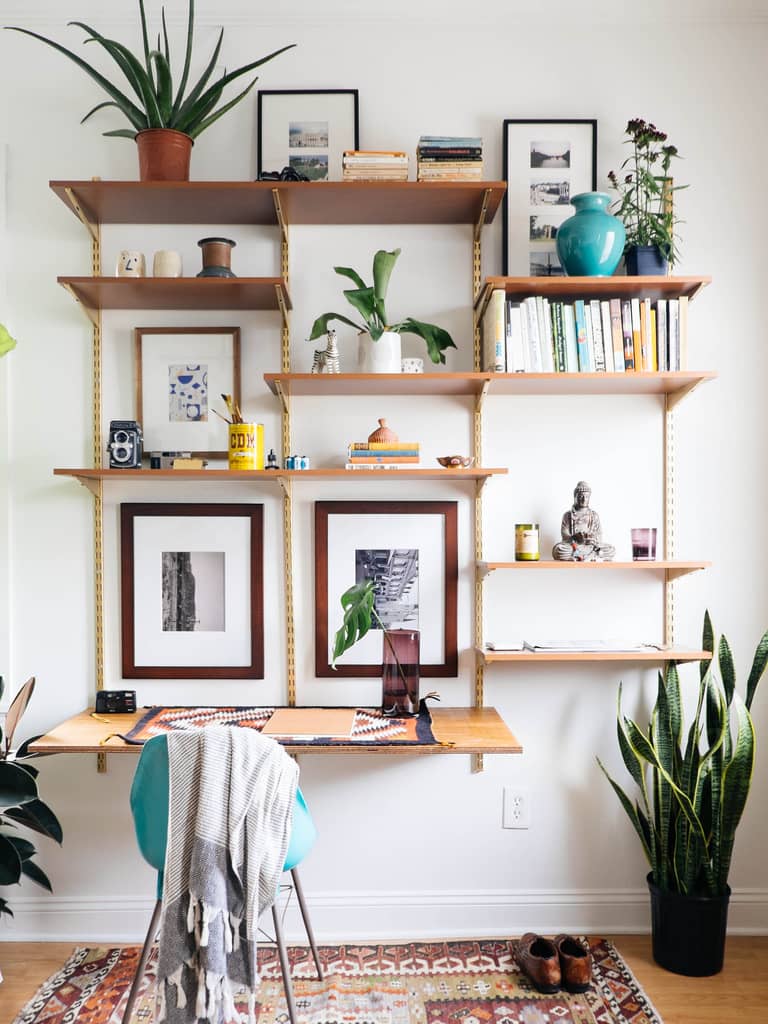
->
[285,455,295,470]
[555,192,625,277]
[300,455,309,470]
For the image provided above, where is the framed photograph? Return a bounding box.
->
[257,89,359,181]
[134,326,240,458]
[503,119,597,276]
[315,501,458,678]
[120,503,263,679]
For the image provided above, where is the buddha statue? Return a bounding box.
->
[552,481,615,562]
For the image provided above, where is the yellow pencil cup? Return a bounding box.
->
[228,423,264,470]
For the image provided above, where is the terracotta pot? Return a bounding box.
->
[136,129,193,182]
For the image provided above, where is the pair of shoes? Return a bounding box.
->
[513,933,592,994]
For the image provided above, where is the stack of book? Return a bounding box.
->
[345,439,420,470]
[342,150,409,181]
[416,136,483,181]
[482,288,690,374]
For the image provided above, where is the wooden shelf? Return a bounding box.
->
[479,275,711,307]
[50,180,506,227]
[478,560,710,581]
[29,706,523,756]
[58,276,290,312]
[264,370,716,401]
[478,647,712,664]
[55,467,507,485]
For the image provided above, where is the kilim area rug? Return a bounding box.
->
[12,938,663,1024]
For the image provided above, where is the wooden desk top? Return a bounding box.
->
[29,707,522,756]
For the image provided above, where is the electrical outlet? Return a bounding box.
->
[503,786,531,829]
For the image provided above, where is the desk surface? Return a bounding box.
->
[29,707,522,756]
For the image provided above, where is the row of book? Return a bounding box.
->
[417,135,483,181]
[342,150,408,181]
[345,440,420,470]
[482,289,690,374]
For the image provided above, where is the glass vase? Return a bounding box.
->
[381,629,420,716]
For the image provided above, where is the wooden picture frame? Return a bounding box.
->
[502,118,597,276]
[257,89,360,181]
[134,326,241,458]
[315,500,458,678]
[120,503,263,679]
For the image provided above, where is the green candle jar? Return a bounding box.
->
[515,523,540,561]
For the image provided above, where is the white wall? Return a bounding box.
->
[1,0,767,940]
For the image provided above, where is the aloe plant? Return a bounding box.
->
[309,248,457,365]
[598,611,768,896]
[0,678,63,919]
[5,1,294,141]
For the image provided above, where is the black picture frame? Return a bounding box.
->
[257,89,360,182]
[502,119,597,276]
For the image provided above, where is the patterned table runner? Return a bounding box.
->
[121,704,442,746]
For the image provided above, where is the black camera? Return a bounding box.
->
[95,689,137,714]
[107,420,143,468]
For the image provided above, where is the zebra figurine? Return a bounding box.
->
[311,328,341,373]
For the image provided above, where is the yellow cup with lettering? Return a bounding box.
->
[228,423,264,470]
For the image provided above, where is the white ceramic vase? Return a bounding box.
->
[357,330,402,373]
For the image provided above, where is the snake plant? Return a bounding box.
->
[598,611,768,896]
[5,1,294,141]
[309,248,457,365]
[0,678,63,919]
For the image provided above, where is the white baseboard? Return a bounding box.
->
[2,888,767,942]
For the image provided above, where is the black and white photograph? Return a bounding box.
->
[315,501,458,678]
[355,548,419,629]
[135,327,240,458]
[530,140,571,168]
[503,119,596,274]
[121,503,263,679]
[162,551,225,632]
[257,89,359,181]
[530,180,571,205]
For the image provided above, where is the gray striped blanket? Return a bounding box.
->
[156,727,299,1023]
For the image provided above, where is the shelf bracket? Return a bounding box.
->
[273,378,290,416]
[667,378,703,411]
[275,284,290,330]
[476,561,493,580]
[64,186,99,243]
[473,281,494,329]
[277,474,292,498]
[60,282,99,328]
[272,187,289,243]
[474,379,490,415]
[75,475,102,498]
[473,188,491,243]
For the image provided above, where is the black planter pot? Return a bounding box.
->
[625,245,668,276]
[648,874,730,976]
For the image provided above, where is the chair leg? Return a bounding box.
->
[122,899,162,1024]
[272,902,300,1024]
[291,867,323,980]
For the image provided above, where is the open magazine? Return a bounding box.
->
[486,640,662,653]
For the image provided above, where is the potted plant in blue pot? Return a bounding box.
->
[608,118,687,275]
[597,612,767,976]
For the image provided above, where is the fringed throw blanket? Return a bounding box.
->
[157,727,299,1024]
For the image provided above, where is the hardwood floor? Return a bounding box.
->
[0,936,766,1022]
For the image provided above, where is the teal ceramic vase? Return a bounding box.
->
[556,192,625,277]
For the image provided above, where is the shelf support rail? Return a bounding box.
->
[472,223,487,774]
[664,395,676,649]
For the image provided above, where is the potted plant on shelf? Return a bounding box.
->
[0,324,16,358]
[597,611,767,976]
[309,248,456,373]
[0,678,63,921]
[608,118,687,275]
[332,579,420,716]
[5,1,294,182]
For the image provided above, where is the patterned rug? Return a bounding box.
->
[13,939,662,1024]
[119,705,440,746]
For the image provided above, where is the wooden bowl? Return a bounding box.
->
[436,455,474,468]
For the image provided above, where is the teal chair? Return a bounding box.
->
[122,734,323,1024]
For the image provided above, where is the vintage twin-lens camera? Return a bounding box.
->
[107,420,143,468]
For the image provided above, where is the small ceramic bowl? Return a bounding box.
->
[436,455,474,468]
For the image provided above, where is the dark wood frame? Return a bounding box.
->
[134,326,241,459]
[314,500,458,678]
[256,89,360,180]
[502,118,597,276]
[120,503,263,679]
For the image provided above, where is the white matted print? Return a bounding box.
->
[257,90,359,181]
[121,503,263,679]
[135,327,240,457]
[503,119,596,276]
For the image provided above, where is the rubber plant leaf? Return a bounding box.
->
[393,318,456,364]
[0,761,38,807]
[6,835,36,862]
[3,798,63,844]
[3,677,35,753]
[0,834,23,885]
[21,858,53,892]
[309,312,364,341]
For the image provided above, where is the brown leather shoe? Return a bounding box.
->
[514,933,561,993]
[554,934,593,993]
